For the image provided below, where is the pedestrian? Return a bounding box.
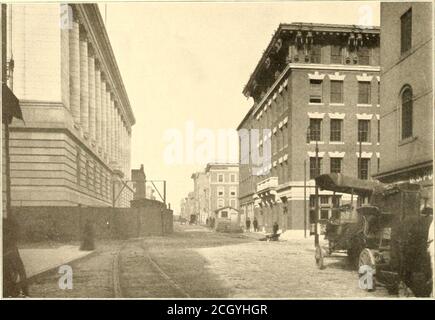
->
[253,217,258,232]
[273,221,279,235]
[80,219,95,251]
[245,217,251,232]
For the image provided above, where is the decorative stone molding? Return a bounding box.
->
[273,127,277,134]
[268,99,272,106]
[308,71,325,80]
[283,154,288,161]
[328,112,345,119]
[376,114,380,120]
[308,112,325,119]
[356,73,373,82]
[273,161,277,167]
[283,116,288,124]
[376,76,380,82]
[356,152,373,158]
[308,151,325,157]
[356,113,373,120]
[328,151,345,158]
[283,79,288,87]
[278,121,283,129]
[328,72,346,81]
[278,157,283,164]
[376,152,380,158]
[273,92,277,101]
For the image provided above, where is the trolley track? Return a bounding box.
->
[112,239,190,298]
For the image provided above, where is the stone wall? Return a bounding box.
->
[11,201,173,242]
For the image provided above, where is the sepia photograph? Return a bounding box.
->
[1,0,434,303]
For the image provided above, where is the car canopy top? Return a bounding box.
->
[315,173,383,196]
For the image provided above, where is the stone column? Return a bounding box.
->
[61,27,70,111]
[107,91,113,163]
[88,48,96,146]
[79,28,89,138]
[95,67,101,152]
[100,80,107,157]
[69,19,80,126]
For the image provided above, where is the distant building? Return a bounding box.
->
[6,4,134,207]
[375,2,433,206]
[205,163,239,220]
[237,23,381,233]
[191,171,209,224]
[146,185,156,200]
[131,164,146,200]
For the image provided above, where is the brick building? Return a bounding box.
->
[237,23,381,233]
[5,4,134,207]
[374,2,433,206]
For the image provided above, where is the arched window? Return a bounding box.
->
[401,87,413,139]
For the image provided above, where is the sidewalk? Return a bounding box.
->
[19,245,94,278]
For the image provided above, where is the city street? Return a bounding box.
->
[28,224,389,298]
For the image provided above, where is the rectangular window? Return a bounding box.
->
[218,199,224,208]
[330,80,343,103]
[330,158,342,174]
[377,119,380,143]
[320,209,330,220]
[358,82,371,104]
[309,79,323,103]
[320,195,329,205]
[230,199,236,208]
[358,158,370,180]
[217,187,224,197]
[357,47,370,65]
[377,82,380,105]
[309,157,322,179]
[401,8,412,54]
[218,174,223,182]
[330,119,343,142]
[377,157,380,172]
[309,118,322,141]
[221,210,228,218]
[330,45,342,64]
[358,120,370,142]
[230,174,236,183]
[310,45,321,63]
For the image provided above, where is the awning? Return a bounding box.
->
[2,83,23,124]
[315,173,382,196]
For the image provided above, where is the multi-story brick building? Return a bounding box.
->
[374,2,433,206]
[237,23,381,233]
[205,163,239,218]
[5,4,134,207]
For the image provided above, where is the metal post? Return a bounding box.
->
[304,159,307,238]
[163,180,166,205]
[314,139,320,247]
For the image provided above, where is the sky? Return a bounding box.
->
[100,1,380,213]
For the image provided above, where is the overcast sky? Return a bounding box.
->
[100,1,380,213]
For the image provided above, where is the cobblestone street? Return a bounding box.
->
[27,223,390,298]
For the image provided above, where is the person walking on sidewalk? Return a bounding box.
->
[273,221,279,235]
[253,217,258,232]
[245,217,251,232]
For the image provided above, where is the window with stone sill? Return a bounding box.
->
[330,45,343,64]
[330,157,342,174]
[401,8,412,55]
[358,81,371,105]
[309,118,322,141]
[401,87,413,140]
[358,120,370,143]
[357,47,370,65]
[358,158,370,180]
[309,157,322,179]
[330,80,343,104]
[309,79,323,103]
[330,119,343,142]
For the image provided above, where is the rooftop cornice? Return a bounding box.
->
[243,22,380,97]
[75,4,136,127]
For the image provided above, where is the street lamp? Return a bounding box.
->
[306,126,320,247]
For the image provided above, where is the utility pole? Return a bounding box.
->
[314,137,320,247]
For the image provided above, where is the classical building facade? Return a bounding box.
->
[237,23,381,233]
[6,4,135,207]
[375,2,433,207]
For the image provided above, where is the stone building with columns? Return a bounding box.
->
[5,4,134,207]
[237,23,381,233]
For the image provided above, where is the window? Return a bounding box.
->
[401,87,413,139]
[320,209,330,220]
[330,45,342,64]
[230,174,236,183]
[218,174,224,182]
[330,80,343,103]
[310,45,321,63]
[218,199,224,208]
[330,119,343,142]
[221,211,228,218]
[230,199,236,208]
[358,158,370,180]
[401,8,412,54]
[357,47,370,65]
[358,120,370,142]
[377,119,380,143]
[358,81,371,104]
[217,187,224,197]
[332,195,341,208]
[377,82,380,105]
[309,79,323,103]
[309,119,322,141]
[330,158,342,174]
[377,157,380,172]
[309,157,322,179]
[320,195,329,205]
[230,187,237,197]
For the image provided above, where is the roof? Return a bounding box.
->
[205,162,239,173]
[243,22,380,96]
[315,173,382,196]
[214,206,239,213]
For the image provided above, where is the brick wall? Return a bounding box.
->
[11,200,173,242]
